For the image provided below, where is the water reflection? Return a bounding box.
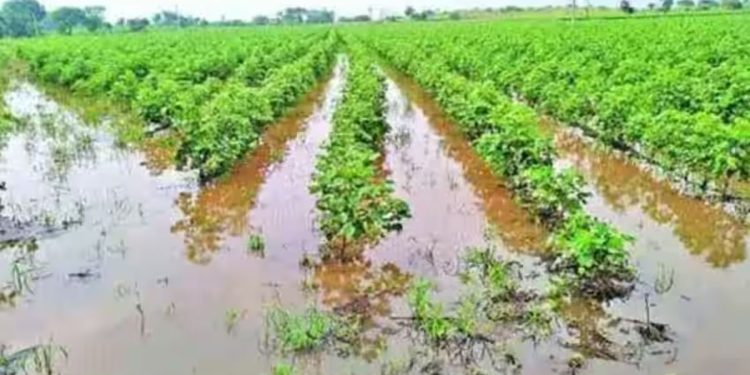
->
[383,68,548,255]
[172,65,343,264]
[312,259,411,319]
[549,121,748,268]
[3,83,102,185]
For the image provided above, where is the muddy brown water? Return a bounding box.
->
[548,121,750,375]
[1,61,749,375]
[0,62,345,375]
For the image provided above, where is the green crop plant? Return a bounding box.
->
[351,16,750,199]
[247,233,266,256]
[407,278,457,342]
[267,306,357,353]
[462,247,519,302]
[348,30,635,296]
[310,46,409,252]
[272,363,295,375]
[16,28,337,181]
[553,211,634,281]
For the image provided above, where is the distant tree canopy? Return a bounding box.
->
[1,0,46,37]
[697,0,720,8]
[661,0,675,10]
[620,0,636,13]
[720,0,743,8]
[82,6,105,32]
[151,10,205,27]
[126,17,149,32]
[677,0,696,7]
[252,15,270,25]
[49,5,105,34]
[49,6,85,34]
[403,7,437,20]
[339,14,371,22]
[276,7,334,24]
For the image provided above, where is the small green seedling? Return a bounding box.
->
[247,234,266,256]
[224,308,246,334]
[272,362,294,375]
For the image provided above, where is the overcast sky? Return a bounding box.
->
[37,0,646,21]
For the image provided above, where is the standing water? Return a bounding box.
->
[549,121,750,375]
[0,60,346,375]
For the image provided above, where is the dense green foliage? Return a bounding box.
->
[16,27,336,178]
[350,31,634,292]
[310,45,409,251]
[357,16,750,197]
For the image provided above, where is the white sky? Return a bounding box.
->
[37,0,644,21]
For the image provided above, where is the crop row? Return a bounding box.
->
[363,18,750,197]
[310,44,409,255]
[179,35,337,178]
[352,34,633,296]
[15,28,335,178]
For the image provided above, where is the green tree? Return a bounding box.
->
[697,0,719,8]
[126,17,149,32]
[278,7,305,23]
[677,0,696,7]
[721,0,743,8]
[49,6,85,34]
[1,0,46,37]
[662,0,675,10]
[620,0,637,13]
[82,6,105,32]
[305,9,334,23]
[252,15,270,25]
[405,6,416,17]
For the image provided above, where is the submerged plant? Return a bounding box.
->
[407,278,456,342]
[247,233,266,256]
[224,308,246,334]
[462,247,519,302]
[267,306,351,352]
[272,362,294,375]
[0,341,67,375]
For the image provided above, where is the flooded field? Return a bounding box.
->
[548,124,750,375]
[1,62,749,375]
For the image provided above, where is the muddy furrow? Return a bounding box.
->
[171,60,344,264]
[343,72,550,313]
[0,62,346,375]
[547,121,750,375]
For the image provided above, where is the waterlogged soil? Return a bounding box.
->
[548,122,750,375]
[0,64,347,375]
[2,62,749,375]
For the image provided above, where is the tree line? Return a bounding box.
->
[622,0,749,13]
